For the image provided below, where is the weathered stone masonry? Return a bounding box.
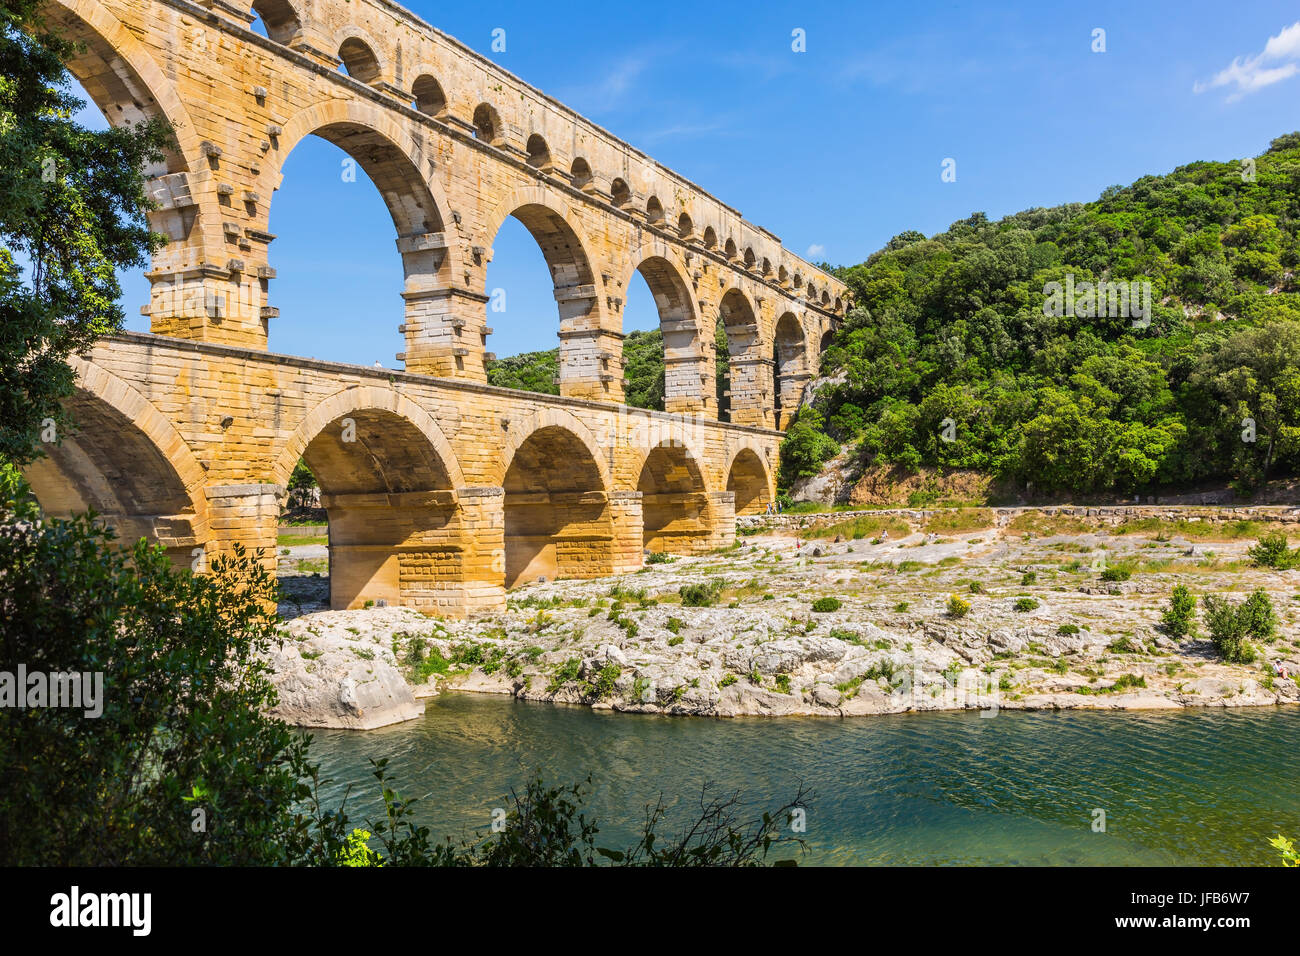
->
[26,0,851,615]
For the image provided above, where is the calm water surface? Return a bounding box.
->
[308,695,1300,865]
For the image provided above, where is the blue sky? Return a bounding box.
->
[83,0,1300,366]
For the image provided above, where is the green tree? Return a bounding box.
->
[0,0,171,463]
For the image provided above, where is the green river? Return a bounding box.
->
[308,695,1300,865]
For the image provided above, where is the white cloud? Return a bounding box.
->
[1195,21,1300,101]
[806,243,825,258]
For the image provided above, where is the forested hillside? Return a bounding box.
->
[782,132,1300,498]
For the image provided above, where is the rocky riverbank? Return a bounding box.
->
[268,509,1300,728]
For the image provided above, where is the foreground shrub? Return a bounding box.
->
[679,579,725,607]
[1014,597,1040,612]
[1247,531,1299,569]
[1161,584,1197,637]
[811,597,842,613]
[0,509,307,865]
[1200,589,1276,663]
[946,595,971,618]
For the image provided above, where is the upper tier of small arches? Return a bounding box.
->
[242,0,846,314]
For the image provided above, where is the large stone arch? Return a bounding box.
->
[44,0,203,173]
[492,407,610,491]
[616,246,709,414]
[497,410,615,588]
[271,385,464,490]
[22,358,209,565]
[774,311,810,429]
[483,184,614,401]
[268,99,448,237]
[262,99,456,363]
[716,286,771,427]
[635,438,712,554]
[272,386,467,610]
[724,443,774,516]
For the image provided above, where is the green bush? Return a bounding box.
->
[679,579,724,607]
[1161,584,1197,637]
[1201,590,1275,663]
[1014,598,1040,612]
[811,597,842,613]
[0,510,310,865]
[946,595,971,618]
[1057,623,1081,635]
[1021,571,1037,586]
[1247,531,1299,569]
[967,581,984,594]
[1100,566,1132,582]
[646,552,674,565]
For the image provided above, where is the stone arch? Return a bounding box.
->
[336,31,384,85]
[717,287,762,424]
[272,386,465,490]
[271,100,447,238]
[411,73,447,116]
[702,226,717,249]
[499,417,614,588]
[618,249,704,413]
[743,246,756,270]
[645,195,664,223]
[472,102,502,143]
[724,237,738,260]
[492,407,611,491]
[570,157,593,190]
[266,100,454,350]
[22,358,208,565]
[45,0,201,173]
[725,446,773,516]
[272,387,466,610]
[677,212,693,239]
[774,311,808,428]
[636,440,712,554]
[249,0,303,46]
[525,133,552,169]
[483,186,606,394]
[610,177,632,207]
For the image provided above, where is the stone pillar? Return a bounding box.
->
[146,266,268,349]
[321,490,461,612]
[706,491,736,550]
[608,490,644,573]
[558,327,625,404]
[397,233,491,381]
[728,356,775,429]
[552,491,618,579]
[776,371,812,430]
[663,316,715,416]
[455,486,506,614]
[204,483,281,571]
[641,491,711,555]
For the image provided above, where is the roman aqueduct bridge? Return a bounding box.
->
[25,0,850,615]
